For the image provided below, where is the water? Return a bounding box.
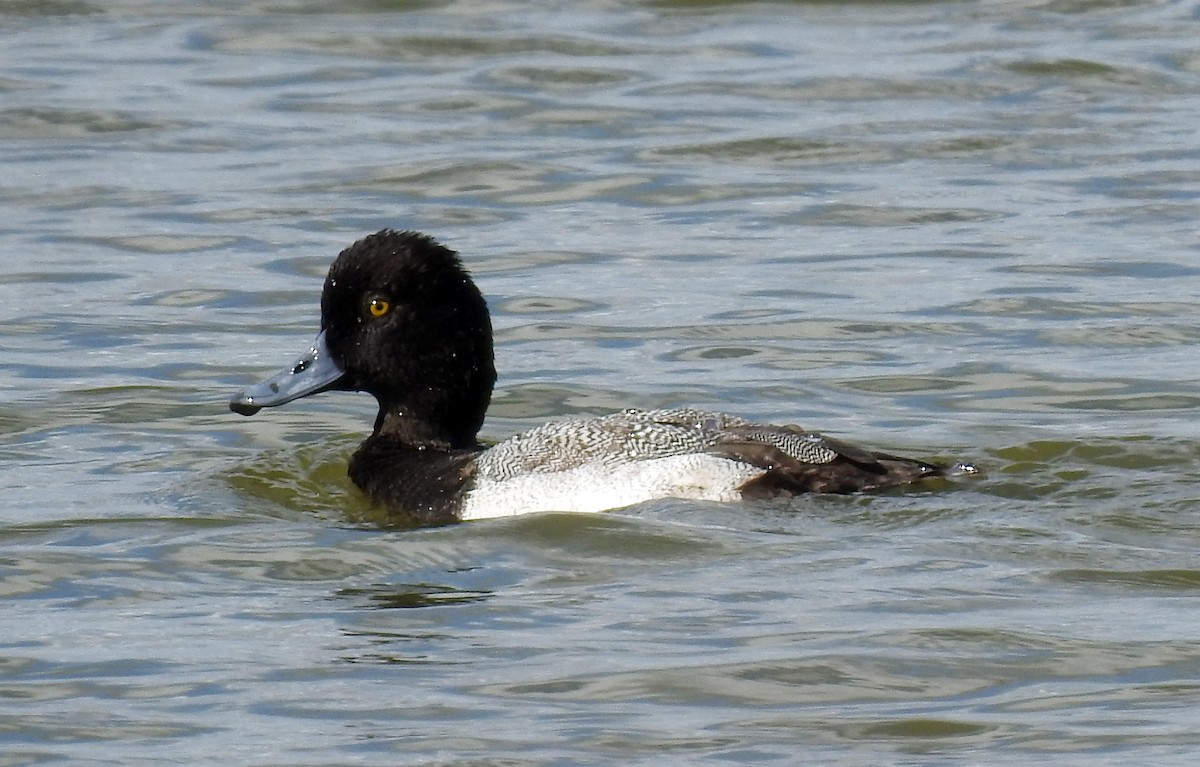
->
[3,0,1200,763]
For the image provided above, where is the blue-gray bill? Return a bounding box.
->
[229,331,345,416]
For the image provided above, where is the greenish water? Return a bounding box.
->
[4,0,1200,764]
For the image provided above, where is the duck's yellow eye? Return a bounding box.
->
[368,297,391,318]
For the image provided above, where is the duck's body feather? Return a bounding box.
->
[459,407,941,520]
[342,405,947,523]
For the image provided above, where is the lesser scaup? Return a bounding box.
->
[231,229,968,524]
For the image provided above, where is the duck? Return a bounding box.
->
[230,229,968,524]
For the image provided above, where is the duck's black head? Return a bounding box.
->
[230,230,496,449]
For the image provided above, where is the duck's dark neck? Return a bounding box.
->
[372,404,477,450]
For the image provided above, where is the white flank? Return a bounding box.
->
[459,454,765,520]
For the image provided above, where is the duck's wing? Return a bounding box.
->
[625,408,944,494]
[708,427,943,495]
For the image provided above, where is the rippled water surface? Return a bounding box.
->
[4,0,1200,764]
